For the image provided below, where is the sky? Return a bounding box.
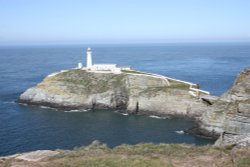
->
[0,0,250,45]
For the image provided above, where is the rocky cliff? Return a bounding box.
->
[198,68,250,141]
[18,69,207,117]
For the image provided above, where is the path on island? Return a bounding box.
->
[123,70,210,98]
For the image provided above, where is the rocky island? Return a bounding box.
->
[18,68,208,117]
[18,48,210,117]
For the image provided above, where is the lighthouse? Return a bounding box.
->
[86,48,92,69]
[77,47,128,73]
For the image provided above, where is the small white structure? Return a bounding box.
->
[78,62,83,69]
[121,66,132,71]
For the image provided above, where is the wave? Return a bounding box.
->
[114,110,129,116]
[3,101,15,104]
[64,109,89,113]
[149,115,166,119]
[40,106,52,109]
[175,130,184,134]
[39,106,59,111]
[18,102,28,106]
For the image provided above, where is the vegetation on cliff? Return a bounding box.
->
[19,69,206,116]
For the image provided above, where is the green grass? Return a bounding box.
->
[3,142,250,167]
[113,143,215,157]
[52,155,174,167]
[168,80,190,90]
[236,157,250,167]
[51,69,190,96]
[52,69,127,94]
[45,143,234,167]
[121,69,147,75]
[122,70,190,90]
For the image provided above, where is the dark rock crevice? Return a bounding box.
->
[184,126,220,140]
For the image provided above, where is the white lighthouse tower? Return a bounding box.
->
[86,48,92,69]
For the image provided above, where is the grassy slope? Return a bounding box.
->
[2,142,250,167]
[39,69,128,95]
[123,69,190,90]
[39,69,190,97]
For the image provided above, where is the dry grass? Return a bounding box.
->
[2,142,250,167]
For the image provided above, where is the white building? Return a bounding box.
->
[78,48,129,74]
[78,62,83,69]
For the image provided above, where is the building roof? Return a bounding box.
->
[92,64,117,66]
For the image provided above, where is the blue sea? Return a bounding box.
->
[0,43,250,156]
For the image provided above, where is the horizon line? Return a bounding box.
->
[1,40,250,47]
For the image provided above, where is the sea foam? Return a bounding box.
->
[175,130,184,134]
[149,115,166,119]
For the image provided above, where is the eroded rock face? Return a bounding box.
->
[199,68,250,138]
[214,133,250,147]
[19,69,207,117]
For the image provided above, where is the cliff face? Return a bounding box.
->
[19,69,207,117]
[199,68,250,138]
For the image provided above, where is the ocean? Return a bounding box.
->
[0,43,249,156]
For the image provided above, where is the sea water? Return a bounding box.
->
[0,43,250,156]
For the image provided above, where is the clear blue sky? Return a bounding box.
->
[0,0,250,44]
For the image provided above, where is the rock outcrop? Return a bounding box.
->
[214,133,250,147]
[18,69,207,117]
[198,68,250,140]
[16,150,59,162]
